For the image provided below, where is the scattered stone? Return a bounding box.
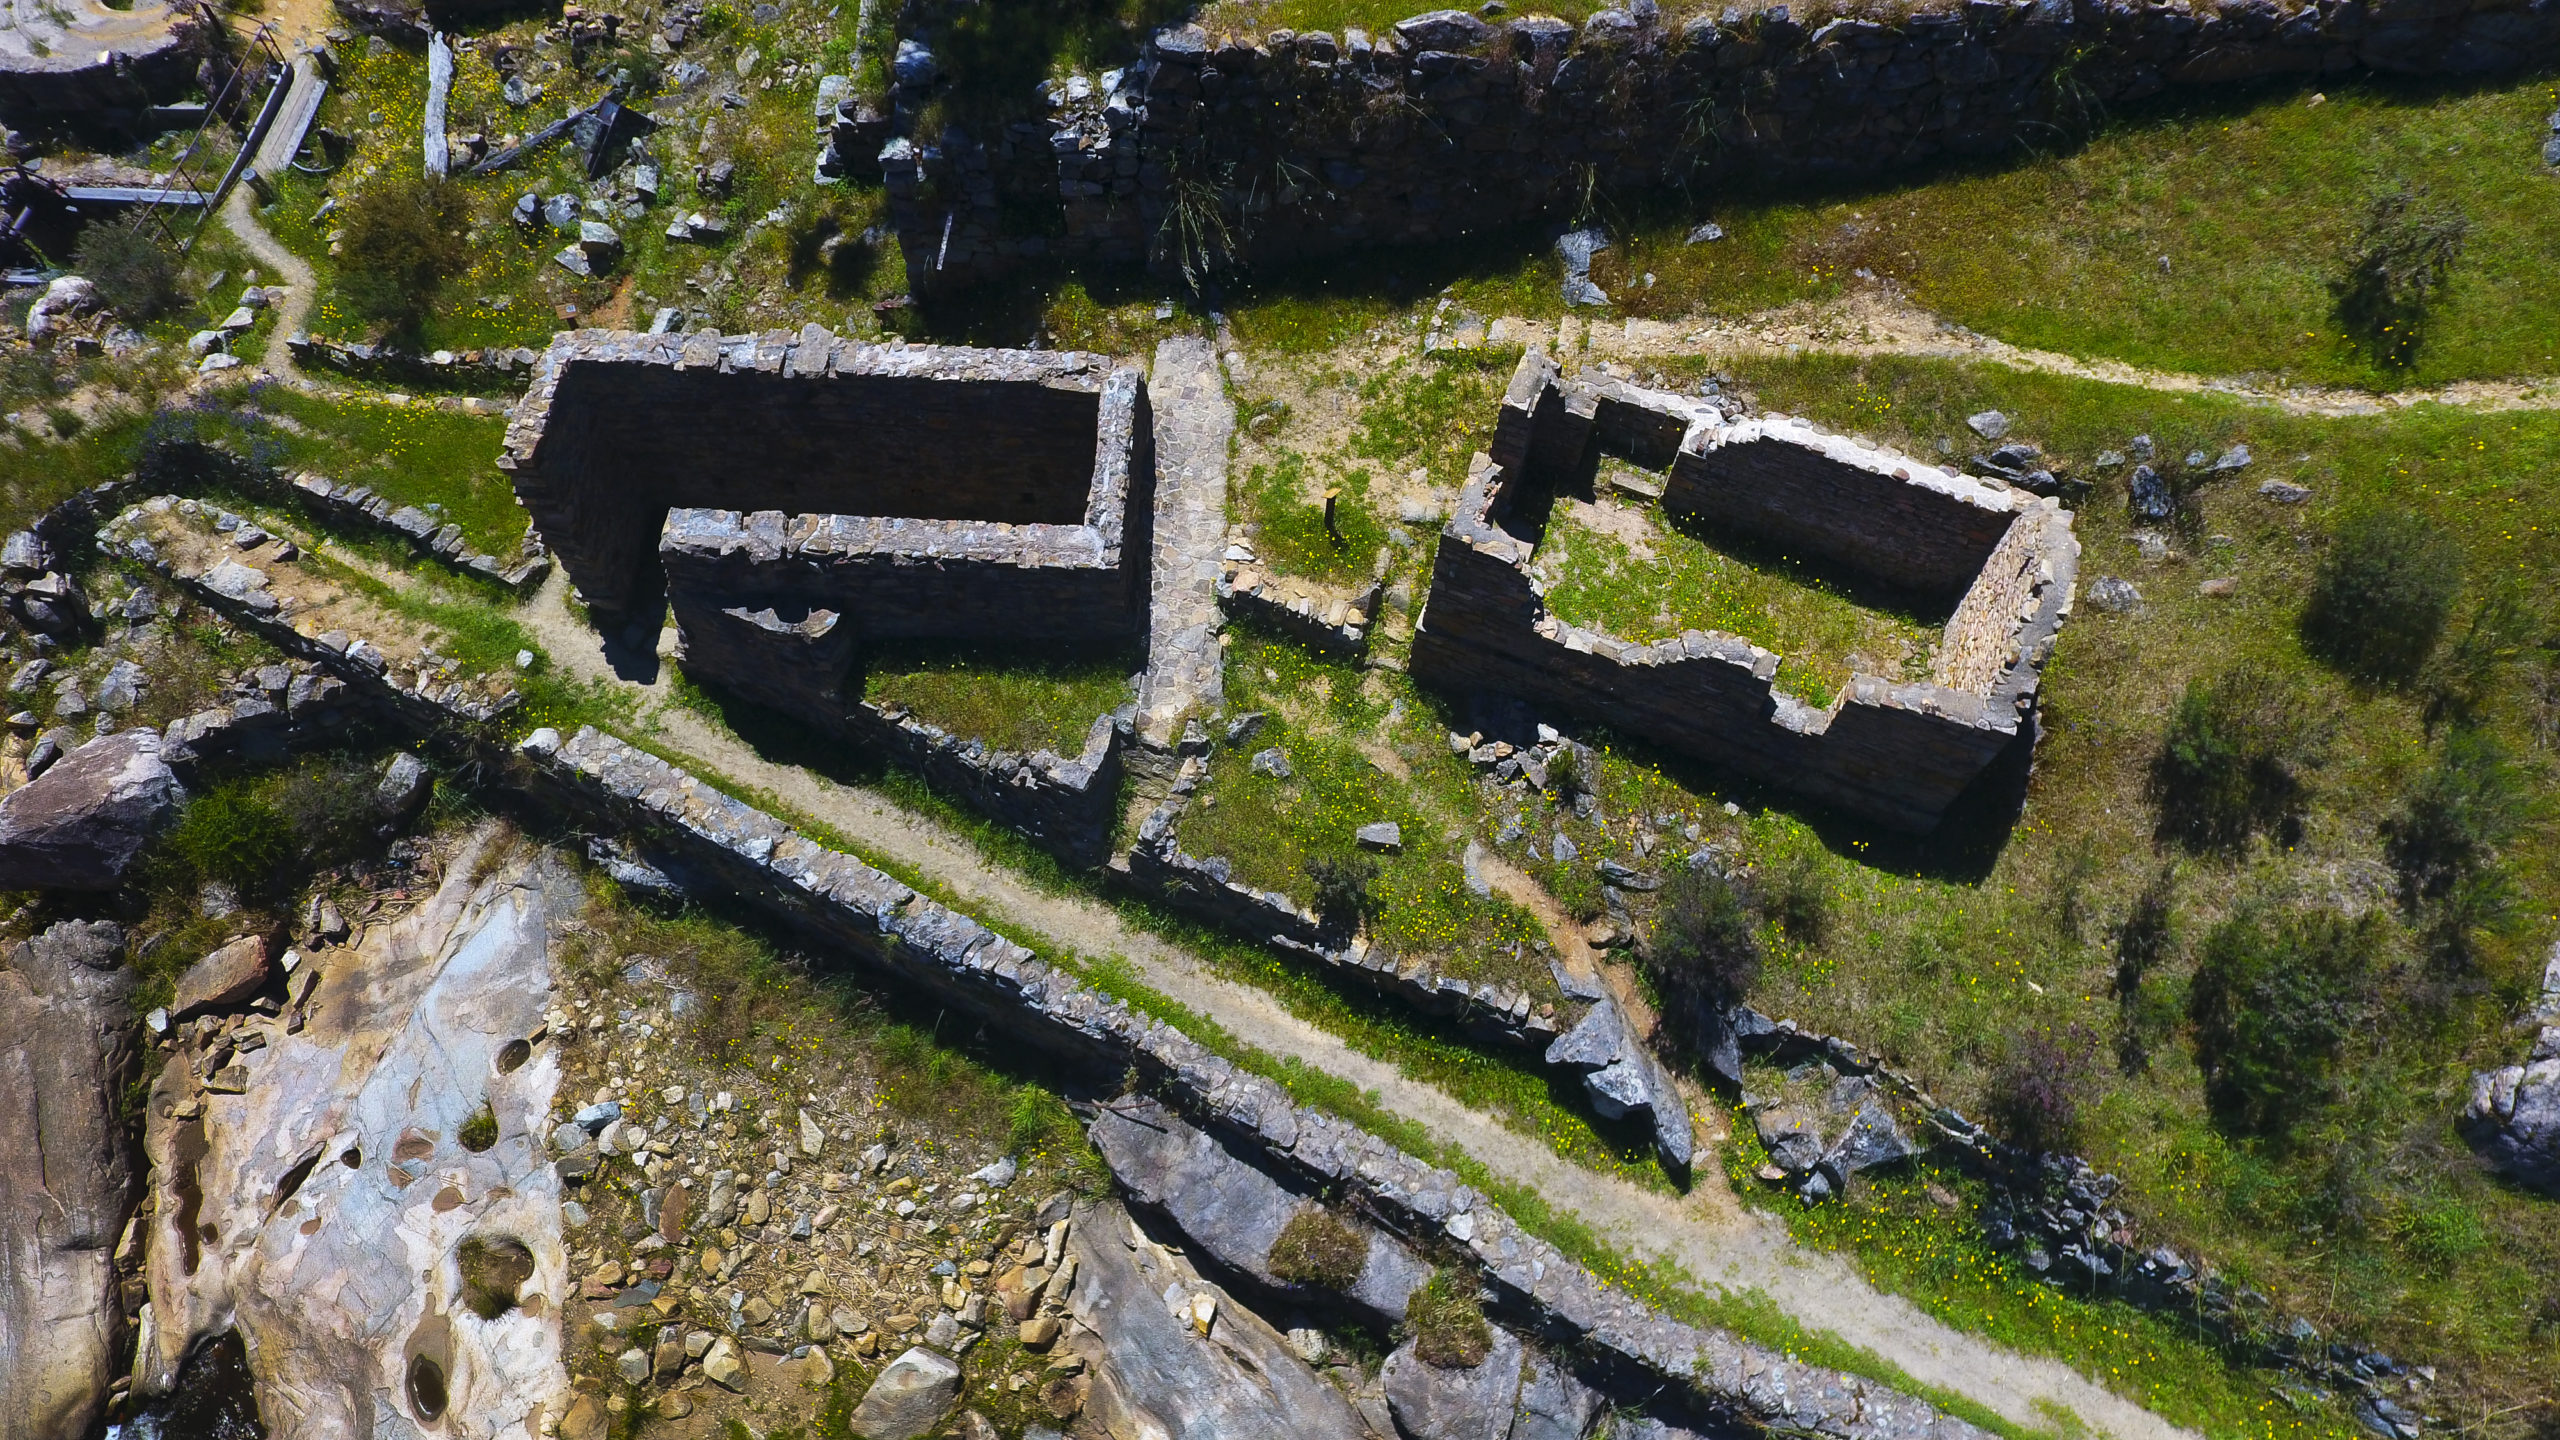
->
[1555,227,1608,307]
[2086,577,2143,614]
[1683,221,1725,243]
[375,752,432,831]
[2258,479,2312,504]
[799,1107,825,1157]
[2128,465,2173,521]
[2198,577,2238,598]
[1355,821,1402,852]
[2213,444,2252,472]
[171,935,273,1018]
[1965,410,2009,440]
[846,1346,962,1439]
[616,1347,651,1384]
[702,1335,746,1389]
[1250,746,1293,779]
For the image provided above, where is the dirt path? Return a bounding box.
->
[1533,291,2560,418]
[218,187,317,385]
[515,571,2194,1440]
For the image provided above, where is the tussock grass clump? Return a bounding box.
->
[456,1234,535,1319]
[1267,1203,1368,1291]
[2149,667,2329,854]
[1405,1269,1492,1368]
[2300,508,2463,684]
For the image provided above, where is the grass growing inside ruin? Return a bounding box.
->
[1177,627,1556,998]
[252,391,527,557]
[1237,446,1389,586]
[857,640,1139,756]
[1534,490,1946,707]
[1583,73,2560,388]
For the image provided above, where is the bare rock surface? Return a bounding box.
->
[1062,1196,1370,1440]
[1382,1327,1525,1440]
[0,920,135,1440]
[0,729,179,890]
[137,825,575,1438]
[169,934,272,1018]
[0,0,206,124]
[845,1346,962,1439]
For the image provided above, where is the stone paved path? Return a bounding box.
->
[1135,336,1231,743]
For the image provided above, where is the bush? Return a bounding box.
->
[1404,1270,1491,1368]
[166,785,297,894]
[2422,585,2541,732]
[336,174,472,330]
[1305,853,1380,930]
[1644,867,1762,1029]
[2332,184,2468,369]
[72,224,182,321]
[2188,908,2384,1142]
[2383,730,2526,909]
[2300,508,2463,684]
[1986,1025,2096,1156]
[1267,1204,1368,1291]
[1763,845,1830,948]
[2150,668,2330,853]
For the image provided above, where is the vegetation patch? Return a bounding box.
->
[1266,1203,1368,1290]
[857,640,1137,756]
[1404,1269,1493,1368]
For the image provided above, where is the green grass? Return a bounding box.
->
[254,391,525,557]
[858,639,1138,755]
[1534,488,1945,707]
[1194,0,1602,44]
[1179,628,1555,996]
[1723,1112,2363,1440]
[1584,74,2560,388]
[1237,445,1389,585]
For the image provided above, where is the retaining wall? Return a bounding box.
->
[884,0,2560,292]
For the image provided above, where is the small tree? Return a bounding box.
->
[2300,508,2463,684]
[2150,667,2330,853]
[2188,908,2383,1143]
[71,224,182,321]
[336,173,472,330]
[2333,184,2468,369]
[1305,853,1380,932]
[1643,867,1762,1032]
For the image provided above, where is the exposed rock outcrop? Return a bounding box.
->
[2459,938,2560,1195]
[0,921,136,1440]
[1383,1326,1525,1440]
[1061,1196,1373,1440]
[0,729,180,890]
[135,827,575,1438]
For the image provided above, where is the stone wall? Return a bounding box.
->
[0,0,211,128]
[885,0,2560,292]
[1409,351,2076,833]
[285,332,542,390]
[501,328,1147,625]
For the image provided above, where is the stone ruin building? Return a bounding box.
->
[500,326,1153,861]
[1411,351,2079,833]
[506,329,2070,843]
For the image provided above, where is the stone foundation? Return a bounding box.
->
[1410,351,2076,833]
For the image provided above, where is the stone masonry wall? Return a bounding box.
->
[1409,352,2077,832]
[500,328,1142,623]
[887,0,2560,292]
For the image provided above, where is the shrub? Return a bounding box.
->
[1405,1270,1492,1368]
[2422,585,2541,732]
[1306,853,1380,930]
[1267,1204,1368,1291]
[2188,908,2384,1142]
[2300,508,2463,684]
[1644,867,1762,1030]
[1763,845,1830,947]
[72,223,182,320]
[336,174,472,329]
[2332,184,2468,369]
[2150,668,2330,852]
[1544,743,1585,800]
[166,785,296,894]
[2383,730,2526,909]
[1986,1025,2096,1156]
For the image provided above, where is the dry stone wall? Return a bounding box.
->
[885,0,2560,292]
[1410,351,2076,833]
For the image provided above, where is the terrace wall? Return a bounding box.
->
[886,0,2560,292]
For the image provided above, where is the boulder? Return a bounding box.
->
[0,921,135,1440]
[1754,1105,1822,1173]
[0,729,180,890]
[1381,1325,1525,1440]
[1508,1352,1603,1440]
[169,934,272,1018]
[135,828,574,1439]
[2459,1060,2560,1195]
[374,752,432,832]
[23,276,99,346]
[846,1346,961,1439]
[1394,9,1494,50]
[1062,1197,1370,1440]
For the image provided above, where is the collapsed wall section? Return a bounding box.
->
[1409,352,2076,833]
